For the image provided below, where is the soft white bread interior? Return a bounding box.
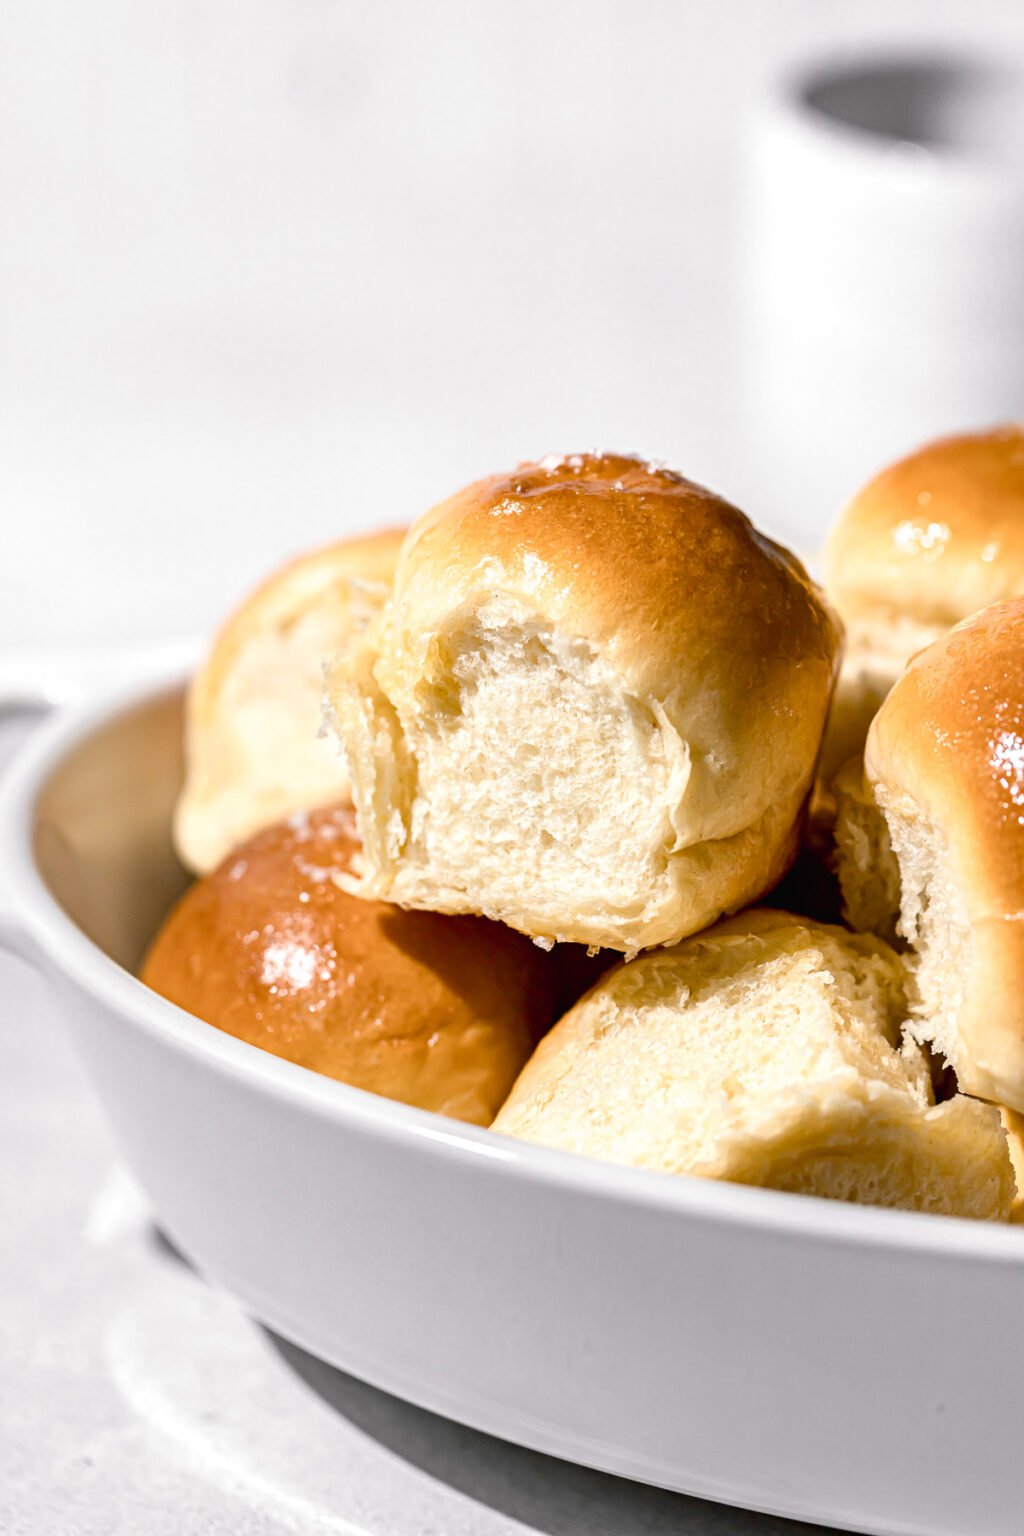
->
[831,756,902,944]
[1001,1108,1024,1223]
[834,598,1024,1114]
[326,453,842,953]
[175,528,405,874]
[492,910,1013,1218]
[819,424,1024,784]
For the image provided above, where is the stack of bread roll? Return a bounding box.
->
[144,440,1024,1222]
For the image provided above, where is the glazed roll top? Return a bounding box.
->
[835,597,1024,1113]
[175,528,405,874]
[820,425,1024,782]
[826,425,1024,642]
[327,452,842,952]
[145,804,561,1126]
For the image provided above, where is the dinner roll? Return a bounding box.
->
[834,598,1024,1114]
[820,424,1024,783]
[175,528,405,874]
[143,803,559,1126]
[493,911,1013,1218]
[326,453,841,953]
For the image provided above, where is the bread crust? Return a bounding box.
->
[328,454,842,950]
[394,454,837,733]
[145,803,558,1125]
[826,424,1024,633]
[175,528,406,873]
[865,597,1024,1108]
[197,529,405,706]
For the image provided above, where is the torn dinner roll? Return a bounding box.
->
[492,910,1013,1219]
[834,598,1024,1115]
[326,453,841,952]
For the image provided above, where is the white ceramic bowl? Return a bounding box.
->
[3,668,1024,1536]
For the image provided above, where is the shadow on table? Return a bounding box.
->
[264,1329,823,1536]
[147,1222,823,1534]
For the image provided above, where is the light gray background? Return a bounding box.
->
[3,0,1022,651]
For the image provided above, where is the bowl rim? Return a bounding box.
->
[4,667,1023,1263]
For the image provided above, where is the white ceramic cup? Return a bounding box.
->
[738,49,1024,544]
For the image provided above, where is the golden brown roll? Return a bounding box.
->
[820,424,1024,783]
[143,803,560,1125]
[175,528,406,874]
[493,910,1013,1219]
[326,453,841,953]
[834,598,1024,1114]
